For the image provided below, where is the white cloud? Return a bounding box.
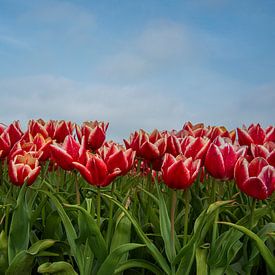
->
[97,21,197,82]
[0,74,187,141]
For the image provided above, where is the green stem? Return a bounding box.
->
[211,178,217,203]
[74,172,80,205]
[183,188,190,246]
[170,189,177,259]
[249,198,257,229]
[5,204,10,234]
[212,209,219,245]
[97,187,101,227]
[106,182,116,249]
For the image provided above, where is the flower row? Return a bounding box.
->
[0,120,274,200]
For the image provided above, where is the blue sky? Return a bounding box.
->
[0,0,274,141]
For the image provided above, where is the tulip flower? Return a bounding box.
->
[166,134,181,156]
[8,153,41,186]
[0,131,11,159]
[234,157,275,200]
[250,142,275,167]
[77,121,108,151]
[73,154,121,187]
[161,153,201,189]
[207,126,236,143]
[98,142,135,175]
[50,135,86,171]
[205,137,247,180]
[181,136,210,163]
[237,124,275,146]
[180,121,208,138]
[124,130,147,157]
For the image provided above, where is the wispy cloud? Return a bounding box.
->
[0,74,187,140]
[0,34,31,50]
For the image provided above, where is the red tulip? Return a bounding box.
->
[237,124,275,146]
[180,121,207,138]
[0,131,11,159]
[73,154,121,187]
[125,129,167,161]
[166,134,181,156]
[207,126,236,143]
[251,142,275,167]
[181,136,210,163]
[8,153,41,186]
[161,153,201,189]
[234,157,275,200]
[77,121,108,151]
[98,143,135,175]
[50,135,86,170]
[205,137,247,180]
[52,120,75,143]
[28,119,49,139]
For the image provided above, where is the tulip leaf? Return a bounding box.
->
[101,193,171,275]
[37,261,78,274]
[6,239,58,275]
[0,230,8,273]
[219,222,275,274]
[39,190,84,275]
[175,200,234,275]
[63,204,108,267]
[97,243,145,275]
[196,246,208,275]
[115,259,163,274]
[8,183,30,264]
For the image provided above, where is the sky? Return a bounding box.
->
[0,0,274,141]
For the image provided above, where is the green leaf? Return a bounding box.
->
[175,200,234,275]
[39,190,84,275]
[97,243,145,275]
[155,182,175,263]
[219,222,275,274]
[37,261,78,274]
[102,193,171,275]
[115,259,163,275]
[63,204,108,267]
[0,230,8,273]
[6,239,58,275]
[196,246,208,275]
[8,183,30,264]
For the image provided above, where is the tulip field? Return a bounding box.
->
[0,120,274,275]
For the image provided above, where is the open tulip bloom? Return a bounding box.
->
[234,157,275,200]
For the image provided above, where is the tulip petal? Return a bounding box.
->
[166,160,190,189]
[140,141,160,160]
[205,143,226,179]
[73,161,93,185]
[234,157,249,189]
[248,157,269,177]
[241,177,268,200]
[50,144,74,170]
[237,128,254,146]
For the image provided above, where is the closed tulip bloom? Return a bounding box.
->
[181,136,210,163]
[166,134,181,156]
[161,153,201,189]
[237,124,275,146]
[8,153,41,186]
[0,131,11,159]
[251,142,275,167]
[50,135,86,171]
[234,157,275,200]
[73,154,121,187]
[205,137,247,180]
[77,121,108,151]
